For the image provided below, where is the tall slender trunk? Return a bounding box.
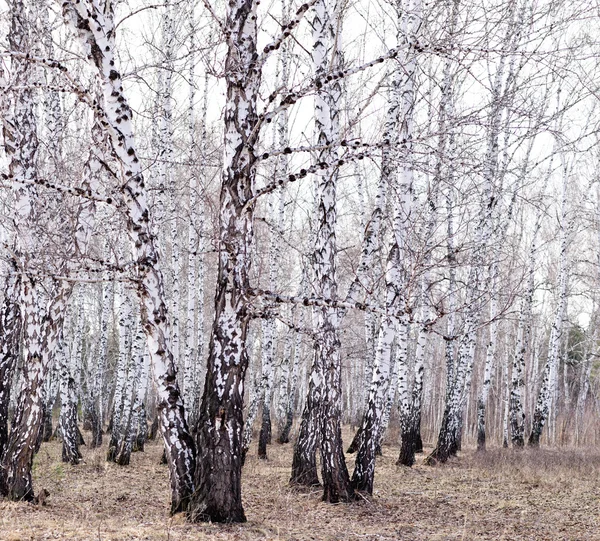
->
[114,321,146,465]
[90,276,112,448]
[257,191,279,457]
[430,0,520,464]
[352,0,422,488]
[276,324,294,441]
[398,278,430,466]
[183,10,207,429]
[132,350,150,452]
[351,313,396,493]
[378,343,400,449]
[529,163,570,447]
[278,317,302,444]
[258,316,275,459]
[241,336,261,461]
[41,364,59,443]
[59,341,82,464]
[60,289,84,464]
[510,150,553,448]
[107,282,133,462]
[280,273,310,447]
[308,0,355,504]
[160,0,181,373]
[476,274,498,452]
[64,0,196,513]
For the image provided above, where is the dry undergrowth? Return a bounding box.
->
[1,430,600,540]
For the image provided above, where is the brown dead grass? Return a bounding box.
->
[1,430,600,540]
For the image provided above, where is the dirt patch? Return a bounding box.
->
[1,433,599,540]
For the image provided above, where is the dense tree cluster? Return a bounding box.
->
[1,0,600,524]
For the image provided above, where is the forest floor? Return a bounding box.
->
[1,429,600,541]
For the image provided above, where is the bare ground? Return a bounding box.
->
[1,431,600,541]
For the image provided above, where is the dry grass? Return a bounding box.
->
[1,430,600,540]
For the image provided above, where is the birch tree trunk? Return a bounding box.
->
[90,275,112,448]
[257,187,281,457]
[132,349,150,452]
[183,10,207,428]
[351,312,397,493]
[107,281,133,462]
[258,314,275,459]
[529,161,571,447]
[60,289,84,464]
[0,269,21,462]
[429,0,520,464]
[352,0,421,490]
[308,0,355,504]
[509,209,542,447]
[161,0,182,372]
[188,0,261,522]
[258,108,288,459]
[397,280,430,465]
[63,0,196,513]
[476,274,498,452]
[115,321,146,465]
[1,274,73,500]
[278,319,302,444]
[0,0,75,499]
[291,351,322,487]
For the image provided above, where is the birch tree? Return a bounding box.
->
[62,0,196,513]
[0,0,76,500]
[187,0,262,521]
[351,0,422,491]
[529,156,572,446]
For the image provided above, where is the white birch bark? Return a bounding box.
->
[242,335,261,458]
[476,272,498,451]
[0,0,77,499]
[59,287,84,464]
[189,0,266,520]
[161,0,181,370]
[183,9,207,426]
[116,319,145,464]
[529,159,571,446]
[352,0,421,489]
[92,269,112,446]
[509,178,547,446]
[132,348,150,451]
[431,0,520,463]
[310,0,355,503]
[107,281,133,462]
[0,267,22,461]
[63,0,196,512]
